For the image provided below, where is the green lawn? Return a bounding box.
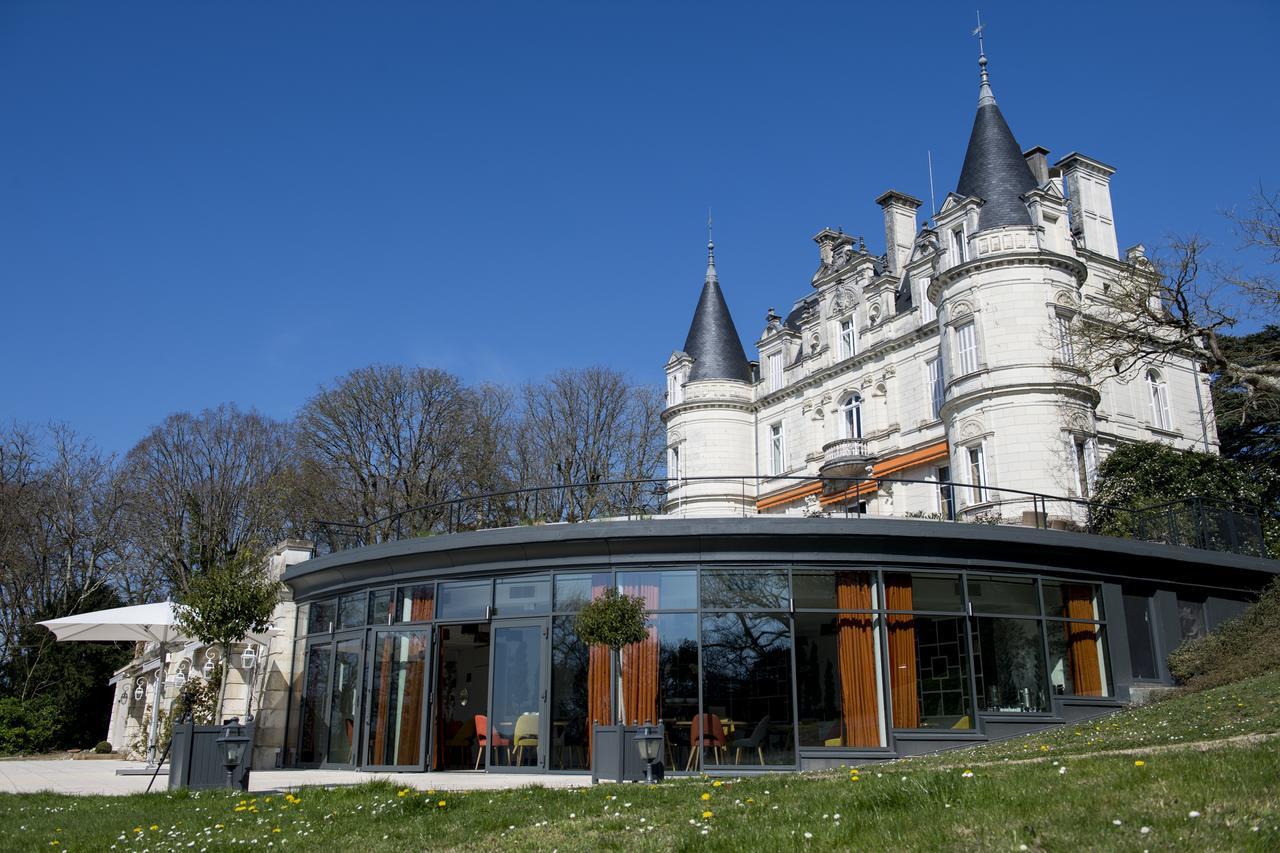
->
[3,674,1279,851]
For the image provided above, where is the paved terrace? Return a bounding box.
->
[0,760,589,797]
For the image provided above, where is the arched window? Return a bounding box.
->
[840,393,863,440]
[1146,369,1171,431]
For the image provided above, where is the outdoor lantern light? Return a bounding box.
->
[241,644,258,670]
[634,724,664,784]
[202,649,219,678]
[216,720,250,789]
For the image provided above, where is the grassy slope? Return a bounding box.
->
[3,673,1279,852]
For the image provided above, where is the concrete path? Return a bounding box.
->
[0,760,591,797]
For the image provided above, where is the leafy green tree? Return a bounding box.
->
[1212,326,1280,468]
[1090,441,1279,552]
[573,588,649,724]
[173,548,279,721]
[0,586,131,752]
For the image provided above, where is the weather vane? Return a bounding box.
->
[973,10,986,56]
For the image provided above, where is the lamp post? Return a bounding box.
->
[634,724,664,784]
[216,720,251,790]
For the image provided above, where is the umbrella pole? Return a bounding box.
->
[146,643,167,767]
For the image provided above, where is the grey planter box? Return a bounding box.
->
[590,724,663,784]
[169,722,254,791]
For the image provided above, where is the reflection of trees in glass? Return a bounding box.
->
[701,571,789,610]
[978,619,1045,710]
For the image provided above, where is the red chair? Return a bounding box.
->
[474,714,510,769]
[685,713,726,770]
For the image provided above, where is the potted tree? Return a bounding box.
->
[574,588,652,782]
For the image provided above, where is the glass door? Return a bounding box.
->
[298,642,331,765]
[324,633,365,767]
[487,620,548,771]
[364,629,432,770]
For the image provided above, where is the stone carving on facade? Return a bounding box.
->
[868,300,882,324]
[958,417,984,440]
[951,299,974,318]
[831,286,855,314]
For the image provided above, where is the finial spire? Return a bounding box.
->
[973,11,996,107]
[705,208,717,284]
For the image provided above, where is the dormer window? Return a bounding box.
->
[767,351,784,392]
[667,371,684,405]
[838,313,857,360]
[952,228,967,263]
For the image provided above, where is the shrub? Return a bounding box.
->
[94,740,113,754]
[1167,577,1280,691]
[0,696,61,755]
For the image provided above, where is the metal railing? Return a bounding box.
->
[309,474,1268,559]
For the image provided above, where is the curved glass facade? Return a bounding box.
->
[287,562,1113,773]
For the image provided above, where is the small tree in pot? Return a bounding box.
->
[573,588,648,724]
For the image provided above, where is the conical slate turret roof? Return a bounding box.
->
[955,54,1038,230]
[683,240,752,383]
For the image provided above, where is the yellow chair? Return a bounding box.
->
[512,713,539,766]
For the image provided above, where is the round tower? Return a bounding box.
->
[662,238,756,517]
[928,52,1098,524]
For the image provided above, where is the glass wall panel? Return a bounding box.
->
[495,576,550,616]
[795,612,883,747]
[643,613,699,772]
[967,575,1039,615]
[437,580,489,620]
[435,623,490,771]
[972,618,1048,712]
[1123,593,1159,680]
[700,613,795,766]
[884,572,964,612]
[308,600,335,634]
[549,616,608,770]
[298,643,330,763]
[396,584,435,622]
[365,631,429,767]
[337,593,366,630]
[793,570,876,610]
[488,624,544,768]
[887,614,972,729]
[367,589,394,626]
[1043,581,1104,620]
[617,571,696,609]
[296,603,311,637]
[326,637,363,764]
[701,569,789,610]
[1177,598,1207,641]
[1047,624,1109,697]
[554,572,612,611]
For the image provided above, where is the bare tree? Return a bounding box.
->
[121,404,294,592]
[514,367,665,522]
[1070,191,1280,420]
[296,365,502,544]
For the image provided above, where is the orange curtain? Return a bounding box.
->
[1063,585,1103,696]
[396,634,427,765]
[621,584,660,725]
[586,579,612,763]
[885,575,921,729]
[410,590,434,621]
[370,635,394,763]
[835,572,880,746]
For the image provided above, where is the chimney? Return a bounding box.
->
[1023,146,1050,186]
[875,190,923,276]
[1056,152,1119,259]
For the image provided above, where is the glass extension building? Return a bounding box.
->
[279,517,1275,774]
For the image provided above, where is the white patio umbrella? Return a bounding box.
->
[40,602,192,766]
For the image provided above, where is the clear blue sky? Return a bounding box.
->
[3,0,1277,454]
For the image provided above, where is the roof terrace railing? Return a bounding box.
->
[309,474,1269,560]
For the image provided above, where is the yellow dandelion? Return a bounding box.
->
[273,828,282,833]
[712,780,723,788]
[133,828,143,834]
[1134,760,1146,767]
[701,792,712,801]
[438,800,447,808]
[702,810,714,819]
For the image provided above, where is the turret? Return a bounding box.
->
[663,235,756,516]
[928,48,1099,523]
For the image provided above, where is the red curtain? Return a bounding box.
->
[1063,585,1103,696]
[621,584,660,725]
[835,572,880,746]
[885,575,921,729]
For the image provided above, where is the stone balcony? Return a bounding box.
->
[819,437,872,482]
